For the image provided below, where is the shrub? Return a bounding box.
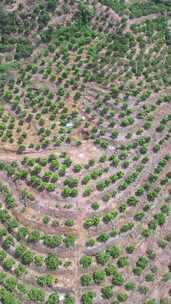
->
[96,251,110,265]
[15,264,26,277]
[84,216,100,228]
[45,254,60,270]
[62,187,78,198]
[112,272,125,286]
[117,256,129,268]
[47,0,57,11]
[0,287,21,304]
[160,298,170,304]
[138,286,149,295]
[107,245,121,258]
[5,194,16,208]
[146,249,156,260]
[4,277,17,291]
[73,164,82,173]
[15,39,33,60]
[28,230,41,243]
[80,256,92,268]
[103,210,118,223]
[78,1,95,24]
[82,291,96,304]
[144,300,156,304]
[21,250,34,265]
[43,235,62,248]
[64,294,75,304]
[136,256,149,270]
[81,274,94,286]
[37,274,54,287]
[93,271,105,284]
[3,258,15,271]
[28,288,45,302]
[154,213,166,225]
[120,222,134,233]
[125,281,136,290]
[34,255,44,267]
[145,273,155,282]
[65,219,75,227]
[97,232,109,242]
[48,292,60,304]
[117,292,128,302]
[64,234,76,248]
[126,245,135,254]
[64,178,78,188]
[101,286,113,299]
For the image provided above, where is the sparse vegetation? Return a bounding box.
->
[0,0,170,303]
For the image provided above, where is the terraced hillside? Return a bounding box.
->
[0,0,171,303]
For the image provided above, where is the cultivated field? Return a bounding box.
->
[0,0,171,303]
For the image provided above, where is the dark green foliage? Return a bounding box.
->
[45,253,60,270]
[98,0,126,14]
[82,291,96,304]
[48,292,60,304]
[81,274,94,286]
[47,0,58,11]
[112,272,125,286]
[129,1,170,18]
[0,287,21,304]
[93,271,106,284]
[80,256,92,268]
[0,5,17,35]
[28,288,45,302]
[15,39,33,60]
[117,292,128,302]
[101,286,113,299]
[43,235,62,248]
[21,250,34,265]
[37,274,54,287]
[84,216,100,228]
[64,294,75,304]
[78,1,95,24]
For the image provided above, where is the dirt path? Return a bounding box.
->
[125,13,161,32]
[0,140,101,163]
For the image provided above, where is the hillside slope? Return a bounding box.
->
[0,1,170,304]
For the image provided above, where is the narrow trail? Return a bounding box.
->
[124,13,161,32]
[0,140,101,163]
[0,147,70,161]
